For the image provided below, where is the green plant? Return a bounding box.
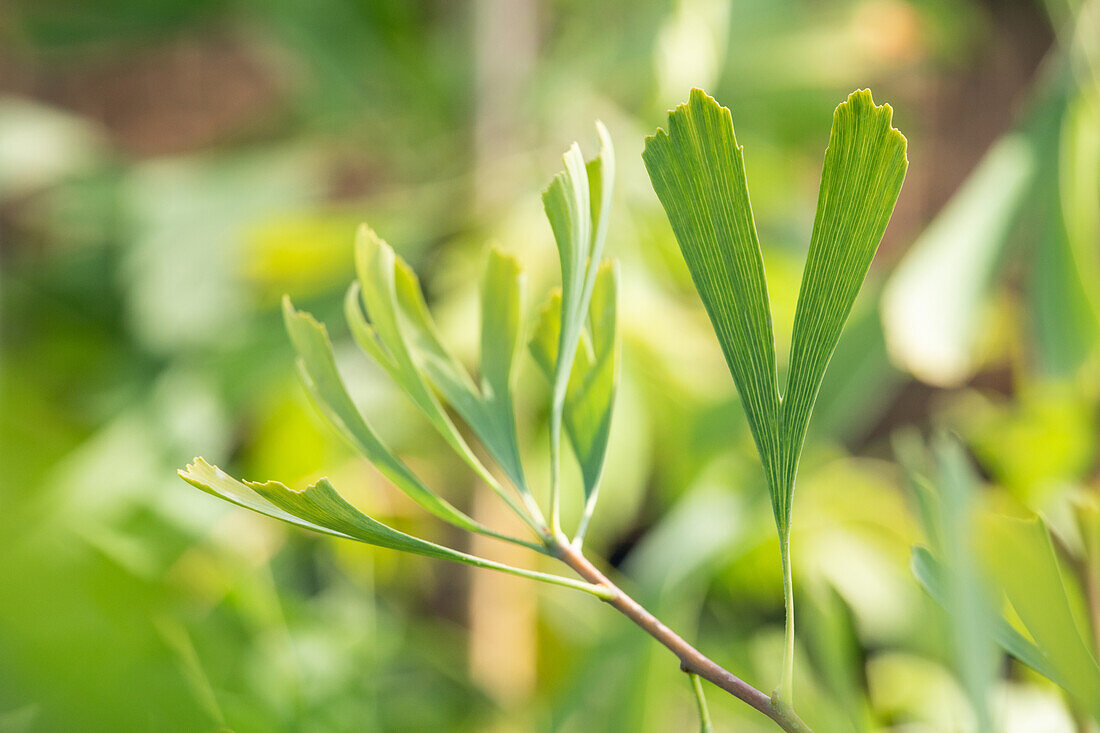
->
[180,88,907,732]
[901,431,1100,724]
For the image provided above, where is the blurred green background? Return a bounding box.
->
[2,0,1099,731]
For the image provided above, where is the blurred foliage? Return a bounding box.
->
[1,0,1098,731]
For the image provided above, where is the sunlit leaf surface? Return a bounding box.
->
[283,296,486,534]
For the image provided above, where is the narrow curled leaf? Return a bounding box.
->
[349,227,490,476]
[543,122,614,414]
[282,296,487,534]
[542,122,615,531]
[178,459,609,597]
[529,261,620,536]
[476,249,528,487]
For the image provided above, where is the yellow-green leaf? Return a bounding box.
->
[282,296,485,534]
[178,459,609,597]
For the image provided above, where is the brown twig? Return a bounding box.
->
[550,538,813,733]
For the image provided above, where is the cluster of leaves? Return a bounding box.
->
[181,123,619,595]
[181,89,914,730]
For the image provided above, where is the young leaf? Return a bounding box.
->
[476,249,529,493]
[349,227,494,483]
[178,459,609,597]
[643,89,907,535]
[529,261,620,542]
[646,89,907,705]
[642,89,781,502]
[542,121,615,531]
[346,228,539,521]
[282,296,490,536]
[347,226,545,530]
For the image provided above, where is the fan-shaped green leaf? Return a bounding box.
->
[642,89,782,508]
[643,89,907,536]
[178,459,609,597]
[779,89,908,530]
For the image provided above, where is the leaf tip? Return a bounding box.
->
[836,88,909,165]
[281,293,297,319]
[594,119,613,152]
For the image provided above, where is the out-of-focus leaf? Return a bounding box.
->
[961,385,1095,506]
[243,210,363,299]
[882,135,1034,386]
[1029,91,1099,377]
[643,89,907,535]
[177,459,608,597]
[980,513,1100,719]
[902,433,998,726]
[1060,92,1100,323]
[0,99,106,198]
[893,428,944,553]
[282,296,486,535]
[911,546,1059,684]
[529,262,620,540]
[803,582,871,733]
[1074,496,1100,655]
[476,249,528,491]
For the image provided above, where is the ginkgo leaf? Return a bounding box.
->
[979,514,1100,719]
[347,228,534,502]
[543,121,614,417]
[911,546,1061,684]
[529,261,620,541]
[646,89,906,705]
[779,89,908,532]
[349,227,494,481]
[476,249,529,491]
[643,89,907,536]
[542,122,614,530]
[282,296,489,535]
[642,88,782,514]
[178,458,609,597]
